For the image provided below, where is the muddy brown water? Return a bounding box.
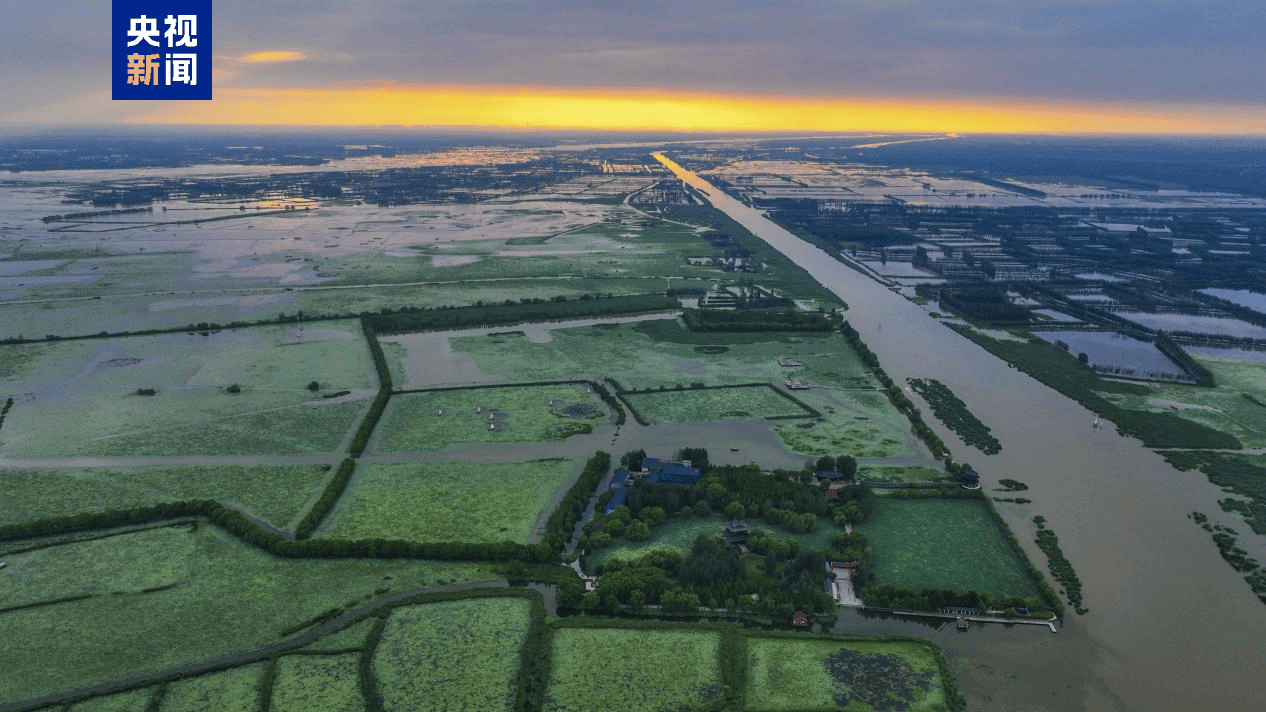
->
[655,152,1266,712]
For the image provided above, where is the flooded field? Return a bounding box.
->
[1110,310,1266,340]
[1032,330,1191,382]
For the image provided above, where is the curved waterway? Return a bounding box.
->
[655,153,1266,711]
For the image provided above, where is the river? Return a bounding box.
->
[654,152,1266,712]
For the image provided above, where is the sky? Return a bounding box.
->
[2,0,1265,133]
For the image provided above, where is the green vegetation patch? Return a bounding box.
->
[161,663,266,712]
[545,627,721,712]
[1165,451,1266,537]
[322,459,579,544]
[746,637,946,712]
[2,525,195,610]
[373,598,530,712]
[907,378,1001,455]
[859,498,1039,598]
[0,525,494,703]
[372,384,606,452]
[0,322,376,457]
[271,654,363,712]
[1104,357,1266,450]
[591,513,845,568]
[67,687,156,712]
[622,385,812,423]
[0,464,332,532]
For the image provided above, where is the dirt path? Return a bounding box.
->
[0,580,508,712]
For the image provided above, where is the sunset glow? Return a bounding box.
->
[138,85,1266,134]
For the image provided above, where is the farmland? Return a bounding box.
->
[320,459,580,543]
[0,524,495,702]
[859,497,1039,598]
[622,384,811,423]
[271,654,364,712]
[544,627,721,712]
[0,321,375,457]
[160,663,266,712]
[374,598,531,712]
[746,637,948,712]
[371,384,607,452]
[0,464,333,532]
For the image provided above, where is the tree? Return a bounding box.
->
[307,380,320,391]
[628,520,652,542]
[638,506,666,526]
[724,500,746,520]
[837,455,858,480]
[816,455,835,472]
[226,383,241,394]
[693,499,711,517]
[1078,352,1090,365]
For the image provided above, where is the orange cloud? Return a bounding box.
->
[240,51,309,64]
[136,84,1266,135]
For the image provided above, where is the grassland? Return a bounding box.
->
[3,525,195,610]
[0,464,333,532]
[545,628,721,712]
[622,385,811,423]
[321,459,579,543]
[859,498,1039,598]
[1103,356,1266,450]
[437,318,915,457]
[0,525,495,703]
[271,654,363,712]
[746,637,948,712]
[0,321,375,457]
[372,385,606,452]
[160,663,266,712]
[374,598,531,712]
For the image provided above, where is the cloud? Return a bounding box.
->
[240,50,310,64]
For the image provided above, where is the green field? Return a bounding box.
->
[374,598,531,712]
[746,637,948,712]
[372,385,607,452]
[436,319,915,456]
[623,385,811,423]
[321,459,579,543]
[1103,356,1266,449]
[272,654,363,712]
[161,663,266,712]
[545,628,721,712]
[0,464,333,531]
[2,525,195,610]
[0,321,375,457]
[0,525,495,703]
[859,498,1039,598]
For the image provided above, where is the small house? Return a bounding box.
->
[642,457,702,485]
[792,610,810,627]
[722,520,750,544]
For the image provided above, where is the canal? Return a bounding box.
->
[654,152,1266,712]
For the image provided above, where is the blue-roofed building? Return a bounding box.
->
[960,465,981,489]
[642,456,701,485]
[604,487,629,515]
[611,467,630,488]
[815,470,847,481]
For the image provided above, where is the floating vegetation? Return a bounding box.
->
[1034,517,1086,615]
[907,377,1002,455]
